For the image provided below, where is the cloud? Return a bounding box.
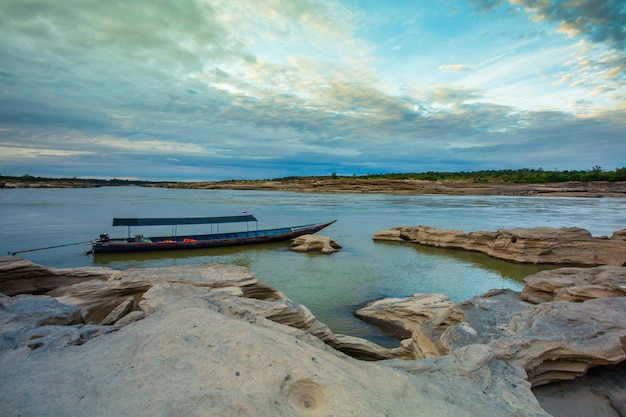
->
[467,0,625,93]
[0,1,243,74]
[513,0,626,48]
[448,112,626,170]
[0,144,92,159]
[428,85,483,103]
[468,0,625,48]
[0,1,624,180]
[439,64,472,72]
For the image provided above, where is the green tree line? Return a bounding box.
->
[350,166,626,183]
[0,175,156,186]
[3,166,626,185]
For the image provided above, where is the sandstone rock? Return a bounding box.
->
[114,262,259,288]
[139,282,222,314]
[533,363,626,417]
[119,262,285,300]
[140,281,412,361]
[19,325,83,351]
[203,291,338,343]
[503,297,626,386]
[612,229,626,241]
[0,293,114,352]
[6,258,609,415]
[290,234,342,254]
[385,344,541,413]
[381,288,626,386]
[0,256,114,296]
[1,324,114,353]
[354,293,455,338]
[0,293,82,330]
[47,263,277,324]
[30,260,411,361]
[49,279,152,323]
[522,266,626,303]
[371,228,404,241]
[374,226,626,266]
[113,311,146,327]
[409,289,532,359]
[330,334,413,361]
[100,296,135,325]
[77,323,116,341]
[0,304,550,417]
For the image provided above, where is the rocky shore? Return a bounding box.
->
[3,177,626,197]
[374,226,626,266]
[1,256,545,416]
[355,266,626,416]
[174,178,626,198]
[2,222,626,416]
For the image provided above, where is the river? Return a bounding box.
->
[1,187,624,346]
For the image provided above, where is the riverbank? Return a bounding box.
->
[3,177,626,198]
[0,257,547,416]
[175,178,626,198]
[2,255,625,416]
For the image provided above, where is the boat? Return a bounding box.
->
[91,215,336,254]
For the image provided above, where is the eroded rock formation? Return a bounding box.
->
[354,293,455,338]
[357,267,626,395]
[0,257,408,361]
[290,234,342,254]
[521,265,626,303]
[373,226,626,266]
[0,306,546,416]
[0,256,113,295]
[0,257,549,416]
[533,363,626,417]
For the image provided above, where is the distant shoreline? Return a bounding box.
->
[2,177,626,198]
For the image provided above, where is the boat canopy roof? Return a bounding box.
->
[113,215,257,227]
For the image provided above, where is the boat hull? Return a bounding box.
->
[92,220,336,254]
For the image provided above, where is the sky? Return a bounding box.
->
[0,0,625,181]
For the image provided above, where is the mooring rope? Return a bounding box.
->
[8,240,93,256]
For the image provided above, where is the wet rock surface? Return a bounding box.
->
[373,226,626,266]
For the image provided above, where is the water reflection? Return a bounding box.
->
[92,242,286,269]
[397,242,558,283]
[93,243,280,269]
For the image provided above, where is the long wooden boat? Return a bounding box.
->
[92,215,336,254]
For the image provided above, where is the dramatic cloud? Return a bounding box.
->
[0,0,624,180]
[468,0,624,46]
[468,0,626,85]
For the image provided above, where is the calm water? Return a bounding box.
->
[1,187,624,346]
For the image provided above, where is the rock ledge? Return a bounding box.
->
[0,257,549,416]
[374,225,626,266]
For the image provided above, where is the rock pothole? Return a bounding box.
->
[285,378,327,415]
